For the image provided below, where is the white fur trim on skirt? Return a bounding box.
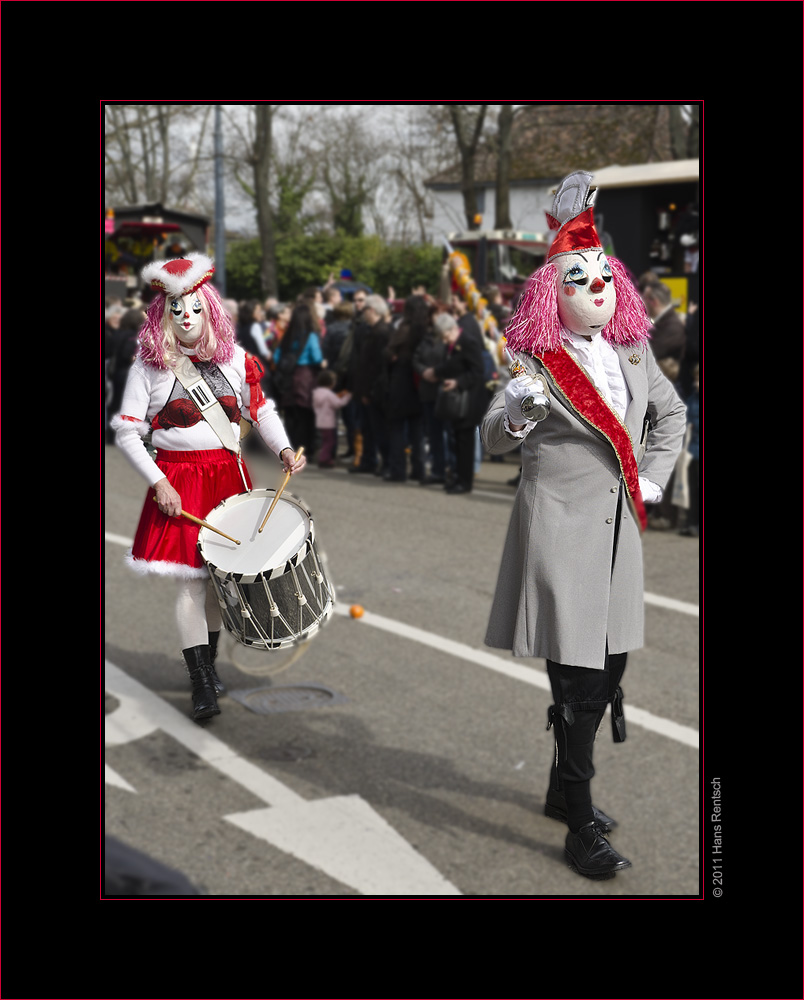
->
[125,550,210,581]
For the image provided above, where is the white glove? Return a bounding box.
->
[504,374,548,426]
[638,477,663,503]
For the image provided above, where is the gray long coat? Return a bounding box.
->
[481,341,686,669]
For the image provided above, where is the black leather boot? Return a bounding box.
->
[544,787,618,835]
[544,703,617,832]
[182,646,220,722]
[544,703,617,833]
[565,822,631,880]
[208,631,225,696]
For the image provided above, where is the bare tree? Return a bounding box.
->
[253,104,278,297]
[669,104,700,159]
[224,104,283,297]
[446,105,488,230]
[380,105,455,243]
[104,104,212,207]
[271,108,321,238]
[488,105,539,231]
[313,106,389,237]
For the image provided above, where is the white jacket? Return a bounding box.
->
[113,345,291,486]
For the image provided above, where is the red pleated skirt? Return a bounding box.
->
[130,449,252,575]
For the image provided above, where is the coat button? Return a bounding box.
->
[606,517,613,524]
[610,487,617,493]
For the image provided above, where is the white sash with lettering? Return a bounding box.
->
[173,354,249,490]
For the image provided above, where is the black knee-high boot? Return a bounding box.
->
[543,657,631,877]
[545,703,600,833]
[182,646,220,721]
[544,653,628,831]
[544,706,619,832]
[208,631,225,695]
[547,703,631,878]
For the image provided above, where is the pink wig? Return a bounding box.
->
[138,281,236,370]
[504,257,652,356]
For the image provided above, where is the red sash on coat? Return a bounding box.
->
[535,346,647,532]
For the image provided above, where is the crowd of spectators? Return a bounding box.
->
[231,280,511,495]
[638,272,700,537]
[104,264,699,522]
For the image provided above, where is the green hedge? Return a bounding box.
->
[224,234,443,304]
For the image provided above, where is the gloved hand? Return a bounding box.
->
[638,477,663,503]
[505,373,549,426]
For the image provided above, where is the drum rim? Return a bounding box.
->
[203,535,314,584]
[204,487,313,520]
[205,536,336,649]
[220,600,334,650]
[197,487,315,581]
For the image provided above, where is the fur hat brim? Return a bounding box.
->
[141,253,215,298]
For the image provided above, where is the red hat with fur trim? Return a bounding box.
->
[141,253,215,297]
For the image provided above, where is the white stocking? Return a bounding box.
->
[205,581,222,634]
[175,578,210,650]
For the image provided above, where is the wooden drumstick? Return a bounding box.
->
[152,497,240,544]
[259,447,304,533]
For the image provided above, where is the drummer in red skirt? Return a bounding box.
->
[112,254,306,722]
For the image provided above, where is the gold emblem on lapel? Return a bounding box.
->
[628,353,641,365]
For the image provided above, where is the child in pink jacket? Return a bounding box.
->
[313,370,351,467]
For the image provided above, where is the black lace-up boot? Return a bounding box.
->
[182,646,220,722]
[207,631,225,696]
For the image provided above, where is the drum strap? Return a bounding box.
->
[173,354,250,491]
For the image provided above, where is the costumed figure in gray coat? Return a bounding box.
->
[481,172,686,880]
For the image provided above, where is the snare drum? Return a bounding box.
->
[197,488,335,650]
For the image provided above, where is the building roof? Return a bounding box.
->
[592,159,699,188]
[427,104,689,188]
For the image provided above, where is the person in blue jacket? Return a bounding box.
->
[273,300,323,457]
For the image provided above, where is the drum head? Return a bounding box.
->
[199,489,311,577]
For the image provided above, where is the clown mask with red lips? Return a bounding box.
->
[556,250,617,338]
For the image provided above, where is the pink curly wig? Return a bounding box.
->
[137,281,236,370]
[504,257,652,355]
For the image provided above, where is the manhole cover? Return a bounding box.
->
[229,683,348,715]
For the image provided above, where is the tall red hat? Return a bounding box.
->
[545,171,603,263]
[141,253,215,297]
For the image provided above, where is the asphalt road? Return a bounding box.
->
[104,437,700,898]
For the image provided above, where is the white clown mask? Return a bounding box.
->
[168,292,205,345]
[556,250,616,337]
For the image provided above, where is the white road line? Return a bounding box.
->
[104,530,698,619]
[105,531,699,750]
[644,593,699,617]
[470,487,518,502]
[326,474,701,618]
[105,764,136,792]
[333,606,699,749]
[335,604,553,691]
[105,661,462,895]
[105,532,136,548]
